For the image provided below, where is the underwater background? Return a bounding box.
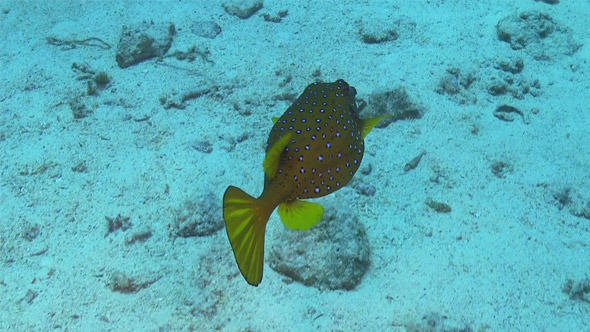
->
[1,0,589,331]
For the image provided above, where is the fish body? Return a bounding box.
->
[264,80,364,202]
[223,79,387,286]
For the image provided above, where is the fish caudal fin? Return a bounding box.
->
[223,186,269,286]
[278,199,324,231]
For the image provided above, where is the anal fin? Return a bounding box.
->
[277,199,324,231]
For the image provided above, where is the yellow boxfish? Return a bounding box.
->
[223,79,388,286]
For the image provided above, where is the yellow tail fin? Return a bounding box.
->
[223,186,270,286]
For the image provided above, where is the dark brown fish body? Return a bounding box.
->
[264,79,364,202]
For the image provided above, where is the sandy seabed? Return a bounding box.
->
[1,1,589,331]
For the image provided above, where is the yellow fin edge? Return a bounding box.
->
[278,199,324,231]
[361,114,391,139]
[263,132,292,179]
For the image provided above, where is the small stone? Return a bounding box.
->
[425,198,451,213]
[222,0,263,19]
[563,278,590,302]
[24,289,37,304]
[493,104,525,123]
[71,161,88,173]
[21,223,40,241]
[116,21,175,69]
[490,161,514,178]
[356,17,399,44]
[548,185,590,220]
[192,140,213,153]
[109,271,137,293]
[360,163,372,175]
[354,182,376,196]
[487,80,509,96]
[534,0,559,4]
[191,21,221,39]
[495,57,524,74]
[69,96,91,119]
[437,73,461,95]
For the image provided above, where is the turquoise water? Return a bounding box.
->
[0,1,589,331]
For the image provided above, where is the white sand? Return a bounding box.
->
[1,0,589,331]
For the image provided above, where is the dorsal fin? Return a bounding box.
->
[263,132,292,179]
[360,114,391,139]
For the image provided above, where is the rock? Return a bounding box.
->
[435,66,478,104]
[191,21,221,39]
[362,86,425,128]
[548,185,590,220]
[268,201,370,290]
[172,189,223,237]
[486,74,542,100]
[116,21,175,68]
[493,104,526,123]
[494,56,524,74]
[563,278,590,302]
[425,198,452,213]
[222,0,263,19]
[403,312,474,332]
[352,181,376,196]
[69,95,91,119]
[356,17,399,44]
[490,160,514,178]
[496,11,581,60]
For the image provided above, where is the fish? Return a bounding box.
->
[223,79,389,286]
